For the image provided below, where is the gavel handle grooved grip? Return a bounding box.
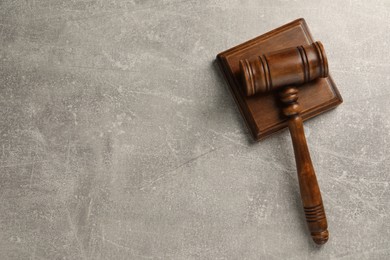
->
[280,86,329,245]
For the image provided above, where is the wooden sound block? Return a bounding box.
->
[216,18,343,141]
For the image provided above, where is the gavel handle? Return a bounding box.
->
[280,86,329,245]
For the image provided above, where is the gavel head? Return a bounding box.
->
[239,41,329,96]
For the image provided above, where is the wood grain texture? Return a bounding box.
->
[240,42,328,96]
[280,86,329,245]
[216,18,342,245]
[216,18,343,141]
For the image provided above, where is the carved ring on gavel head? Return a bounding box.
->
[239,41,328,96]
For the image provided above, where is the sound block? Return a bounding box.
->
[216,18,343,141]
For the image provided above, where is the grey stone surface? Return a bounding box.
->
[0,0,389,259]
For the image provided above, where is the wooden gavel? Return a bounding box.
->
[239,41,329,245]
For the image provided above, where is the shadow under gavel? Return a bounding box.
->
[239,41,329,245]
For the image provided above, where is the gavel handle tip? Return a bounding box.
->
[312,230,329,245]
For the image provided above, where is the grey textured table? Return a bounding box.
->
[1,0,389,259]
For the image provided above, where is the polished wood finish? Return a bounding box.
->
[241,43,330,243]
[240,42,328,96]
[216,18,342,141]
[279,86,328,244]
[216,18,342,245]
